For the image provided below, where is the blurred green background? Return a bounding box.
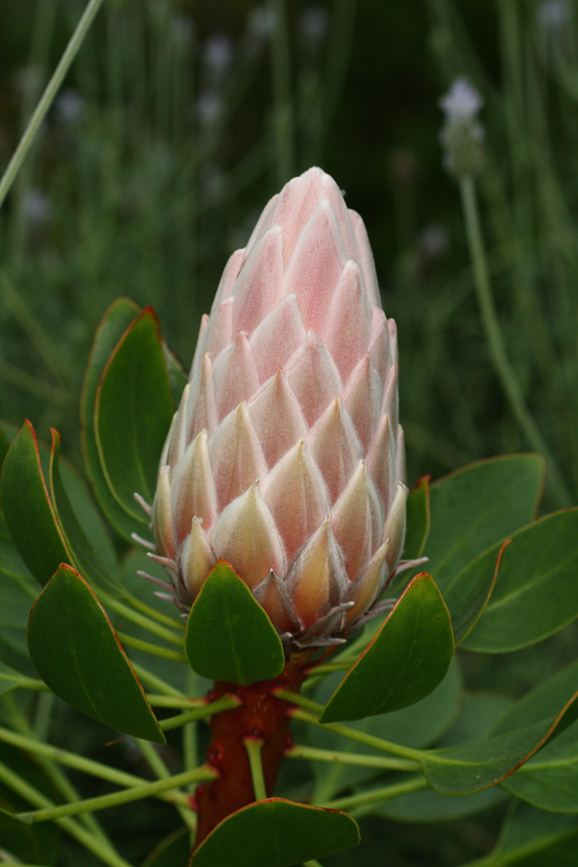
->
[4,0,577,505]
[1,1,578,863]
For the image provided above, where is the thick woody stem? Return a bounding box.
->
[193,659,307,848]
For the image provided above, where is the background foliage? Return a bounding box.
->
[1,0,578,865]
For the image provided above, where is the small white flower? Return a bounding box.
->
[196,91,222,127]
[247,6,276,40]
[300,7,330,44]
[537,0,570,30]
[23,190,51,224]
[171,15,195,48]
[203,35,233,75]
[55,89,85,125]
[13,66,42,96]
[439,77,483,122]
[419,224,449,260]
[439,78,486,178]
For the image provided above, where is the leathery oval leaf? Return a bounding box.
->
[141,826,190,867]
[443,540,510,644]
[95,307,173,522]
[426,454,544,591]
[0,423,10,469]
[320,573,454,723]
[81,297,144,542]
[0,420,70,586]
[403,475,430,560]
[416,661,578,795]
[184,560,285,686]
[49,428,118,592]
[189,798,360,867]
[462,509,578,653]
[468,803,578,867]
[27,563,165,743]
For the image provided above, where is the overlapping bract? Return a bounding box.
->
[149,167,407,646]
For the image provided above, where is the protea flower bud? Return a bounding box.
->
[144,167,408,647]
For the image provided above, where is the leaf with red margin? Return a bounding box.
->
[0,420,70,586]
[403,475,430,561]
[189,798,360,867]
[319,573,455,723]
[443,540,511,644]
[425,454,545,593]
[141,826,190,867]
[95,306,173,524]
[462,509,578,653]
[49,428,119,592]
[27,563,165,743]
[415,663,578,795]
[185,560,285,686]
[81,297,144,541]
[0,423,10,471]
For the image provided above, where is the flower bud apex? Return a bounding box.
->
[439,78,486,178]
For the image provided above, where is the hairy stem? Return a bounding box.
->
[194,661,307,848]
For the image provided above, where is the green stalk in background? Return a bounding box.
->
[460,175,572,508]
[268,0,295,185]
[0,0,105,211]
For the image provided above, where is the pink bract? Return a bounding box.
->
[147,167,408,647]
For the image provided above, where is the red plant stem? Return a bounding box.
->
[193,659,307,847]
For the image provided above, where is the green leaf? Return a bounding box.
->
[0,807,59,865]
[462,509,578,653]
[426,455,544,591]
[0,421,118,658]
[309,658,461,801]
[27,563,165,743]
[0,423,10,470]
[497,661,578,812]
[49,429,118,592]
[0,421,70,586]
[95,307,174,523]
[189,798,360,867]
[374,785,509,824]
[141,826,190,867]
[443,540,510,644]
[467,803,578,867]
[403,475,430,560]
[118,548,189,694]
[0,511,37,630]
[373,691,513,823]
[81,298,143,542]
[416,660,578,794]
[319,573,454,723]
[184,560,284,686]
[501,721,578,814]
